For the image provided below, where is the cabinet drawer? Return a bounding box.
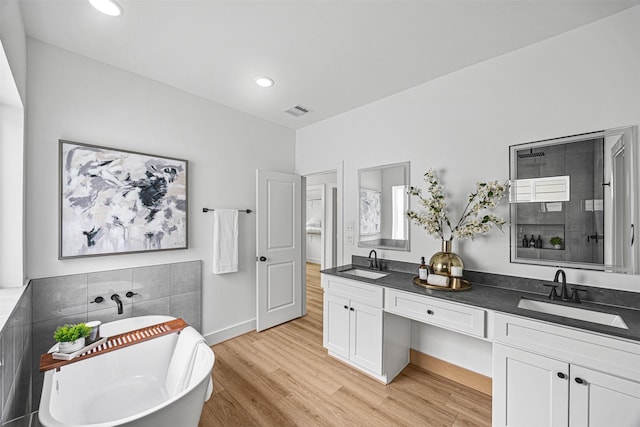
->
[321,274,383,308]
[385,289,485,338]
[494,313,640,382]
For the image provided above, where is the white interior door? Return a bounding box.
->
[256,170,303,331]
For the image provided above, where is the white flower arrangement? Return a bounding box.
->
[407,169,507,241]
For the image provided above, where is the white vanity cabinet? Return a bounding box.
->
[493,313,640,427]
[324,293,384,374]
[322,274,410,384]
[569,364,640,427]
[493,343,569,426]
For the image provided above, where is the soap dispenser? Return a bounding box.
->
[419,257,428,282]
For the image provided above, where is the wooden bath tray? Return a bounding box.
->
[40,318,188,372]
[413,277,472,291]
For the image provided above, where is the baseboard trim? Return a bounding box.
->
[205,318,256,346]
[410,349,492,396]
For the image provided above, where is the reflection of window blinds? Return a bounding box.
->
[392,185,406,239]
[510,176,570,203]
[307,187,322,201]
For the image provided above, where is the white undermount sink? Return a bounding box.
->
[517,298,629,329]
[340,268,388,280]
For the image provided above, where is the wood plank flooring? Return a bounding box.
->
[199,263,492,426]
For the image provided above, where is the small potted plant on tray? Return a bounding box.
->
[53,323,92,353]
[549,236,564,250]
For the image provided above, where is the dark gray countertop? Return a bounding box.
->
[321,264,640,343]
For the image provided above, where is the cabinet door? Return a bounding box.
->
[349,300,383,375]
[324,294,350,359]
[493,344,569,427]
[570,365,640,427]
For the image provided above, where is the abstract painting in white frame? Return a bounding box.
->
[59,140,188,258]
[359,188,381,235]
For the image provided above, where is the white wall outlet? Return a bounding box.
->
[345,221,354,231]
[345,234,354,244]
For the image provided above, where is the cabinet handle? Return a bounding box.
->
[427,309,434,315]
[344,305,348,310]
[557,372,566,379]
[350,307,355,311]
[575,377,585,384]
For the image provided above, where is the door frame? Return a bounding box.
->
[302,164,344,268]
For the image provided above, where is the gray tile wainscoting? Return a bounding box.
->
[29,260,202,413]
[0,415,32,427]
[0,286,32,426]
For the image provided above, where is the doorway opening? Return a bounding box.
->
[304,171,338,313]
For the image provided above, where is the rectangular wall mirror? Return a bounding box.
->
[509,125,639,273]
[358,161,410,251]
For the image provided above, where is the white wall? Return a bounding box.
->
[0,102,24,287]
[0,0,26,104]
[0,0,26,288]
[297,5,640,292]
[296,6,640,374]
[26,39,296,340]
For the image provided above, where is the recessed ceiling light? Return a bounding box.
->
[255,77,275,88]
[89,0,123,17]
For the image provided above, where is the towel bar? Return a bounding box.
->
[202,208,252,213]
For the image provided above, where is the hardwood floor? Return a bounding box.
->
[199,263,492,426]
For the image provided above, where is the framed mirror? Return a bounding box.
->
[509,125,639,273]
[357,161,410,251]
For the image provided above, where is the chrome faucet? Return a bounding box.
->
[368,250,379,270]
[111,294,123,314]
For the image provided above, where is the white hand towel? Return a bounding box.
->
[427,274,450,287]
[165,326,207,396]
[212,209,238,274]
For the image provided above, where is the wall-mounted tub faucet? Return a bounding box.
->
[111,294,123,314]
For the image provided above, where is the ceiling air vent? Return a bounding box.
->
[284,105,311,118]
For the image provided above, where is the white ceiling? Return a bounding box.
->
[20,0,640,130]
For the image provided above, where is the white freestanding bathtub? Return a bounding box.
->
[39,315,214,427]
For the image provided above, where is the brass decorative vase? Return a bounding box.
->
[429,239,464,277]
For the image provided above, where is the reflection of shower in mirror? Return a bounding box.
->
[509,125,638,274]
[517,148,545,158]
